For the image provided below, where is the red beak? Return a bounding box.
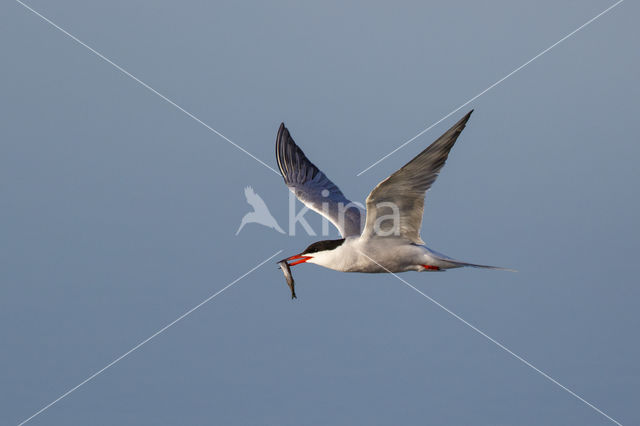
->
[284,254,312,266]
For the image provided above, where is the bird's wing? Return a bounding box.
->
[276,123,363,237]
[362,111,473,244]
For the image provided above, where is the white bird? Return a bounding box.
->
[277,111,514,281]
[236,186,285,235]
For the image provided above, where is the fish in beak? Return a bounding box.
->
[278,260,296,299]
[277,254,312,299]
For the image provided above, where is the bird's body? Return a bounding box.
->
[303,237,447,273]
[302,236,509,273]
[276,110,513,296]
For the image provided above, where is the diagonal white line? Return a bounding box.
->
[15,0,280,176]
[356,0,625,176]
[17,249,283,426]
[357,250,623,426]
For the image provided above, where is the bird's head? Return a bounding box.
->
[280,239,345,266]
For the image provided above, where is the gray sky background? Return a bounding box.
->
[1,0,639,425]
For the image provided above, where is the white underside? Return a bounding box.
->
[306,236,464,273]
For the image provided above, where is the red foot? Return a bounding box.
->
[421,265,441,271]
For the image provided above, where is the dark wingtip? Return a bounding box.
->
[453,110,474,131]
[275,123,288,179]
[277,122,291,146]
[277,123,287,141]
[277,122,287,139]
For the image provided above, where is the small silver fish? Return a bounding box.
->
[278,260,297,299]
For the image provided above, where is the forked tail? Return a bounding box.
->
[427,249,517,272]
[445,259,517,272]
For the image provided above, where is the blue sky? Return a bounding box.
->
[1,1,638,425]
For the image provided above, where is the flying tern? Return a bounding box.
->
[277,111,513,297]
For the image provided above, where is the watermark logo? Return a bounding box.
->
[236,186,403,237]
[236,186,285,235]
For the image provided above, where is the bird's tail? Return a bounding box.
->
[446,259,517,272]
[427,250,516,272]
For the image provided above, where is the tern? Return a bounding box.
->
[277,110,512,289]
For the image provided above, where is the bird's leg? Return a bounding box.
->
[421,265,441,271]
